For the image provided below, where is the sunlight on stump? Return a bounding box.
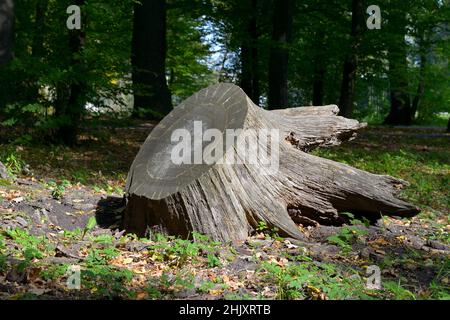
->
[123,83,420,242]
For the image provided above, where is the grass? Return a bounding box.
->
[313,127,449,243]
[0,225,448,300]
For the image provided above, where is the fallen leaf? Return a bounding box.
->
[136,292,147,300]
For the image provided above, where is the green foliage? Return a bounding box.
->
[3,229,50,260]
[145,232,225,269]
[340,212,371,228]
[40,264,69,281]
[1,229,53,274]
[207,253,221,268]
[82,216,97,239]
[384,280,417,300]
[0,234,6,272]
[48,179,71,199]
[314,139,449,237]
[255,220,283,240]
[0,148,26,176]
[327,226,368,253]
[260,260,370,300]
[1,0,448,139]
[83,248,134,298]
[166,9,215,103]
[86,247,120,265]
[256,221,268,233]
[82,240,134,298]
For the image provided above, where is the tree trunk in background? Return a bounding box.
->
[312,31,326,106]
[240,0,260,104]
[384,9,412,126]
[29,0,49,102]
[268,0,293,109]
[32,0,48,58]
[411,53,425,119]
[447,118,450,133]
[338,0,364,118]
[0,0,14,67]
[411,28,426,120]
[312,65,325,106]
[132,0,172,120]
[56,0,86,145]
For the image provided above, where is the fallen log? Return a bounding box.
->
[123,83,419,242]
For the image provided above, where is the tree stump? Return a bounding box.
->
[123,83,419,242]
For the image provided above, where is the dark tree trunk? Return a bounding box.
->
[0,0,14,67]
[56,0,86,145]
[131,0,172,120]
[411,31,426,120]
[123,84,420,242]
[312,31,326,106]
[384,56,413,126]
[240,0,260,104]
[447,118,450,133]
[411,54,425,119]
[338,0,364,118]
[384,9,413,126]
[384,88,412,126]
[32,0,48,58]
[29,0,49,102]
[312,65,325,106]
[268,0,293,109]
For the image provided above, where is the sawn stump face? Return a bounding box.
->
[124,83,419,242]
[125,84,248,200]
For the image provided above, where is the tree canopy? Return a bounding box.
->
[0,0,448,143]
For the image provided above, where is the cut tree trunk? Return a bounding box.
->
[123,83,420,242]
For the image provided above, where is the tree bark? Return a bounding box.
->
[312,31,326,106]
[411,28,427,120]
[384,8,413,126]
[131,0,172,120]
[32,0,48,59]
[240,0,260,104]
[338,0,364,118]
[123,83,419,242]
[0,0,14,67]
[54,0,86,145]
[411,53,425,119]
[268,0,293,109]
[28,0,49,103]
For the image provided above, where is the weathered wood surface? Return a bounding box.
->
[123,83,419,242]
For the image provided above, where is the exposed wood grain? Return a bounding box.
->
[124,83,419,242]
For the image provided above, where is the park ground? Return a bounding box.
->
[0,123,448,300]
